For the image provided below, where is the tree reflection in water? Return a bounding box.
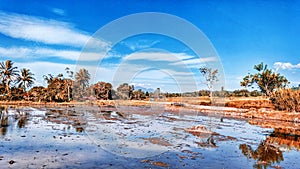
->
[0,106,8,136]
[240,141,283,169]
[17,115,28,128]
[0,107,88,136]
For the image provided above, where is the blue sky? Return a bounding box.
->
[0,0,299,92]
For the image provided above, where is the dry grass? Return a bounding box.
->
[270,89,300,112]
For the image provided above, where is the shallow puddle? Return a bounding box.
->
[0,106,300,168]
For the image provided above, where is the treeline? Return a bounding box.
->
[0,60,162,102]
[1,60,300,113]
[166,89,262,97]
[0,59,264,102]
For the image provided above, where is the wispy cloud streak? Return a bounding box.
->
[0,46,105,61]
[0,11,109,48]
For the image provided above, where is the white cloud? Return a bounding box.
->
[0,11,110,48]
[123,52,194,62]
[107,61,199,92]
[0,46,32,58]
[122,51,217,69]
[274,62,300,71]
[52,8,65,16]
[120,40,160,51]
[171,56,217,68]
[0,46,106,61]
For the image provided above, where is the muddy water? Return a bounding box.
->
[0,106,299,169]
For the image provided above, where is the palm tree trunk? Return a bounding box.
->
[5,80,10,97]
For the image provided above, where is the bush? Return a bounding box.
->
[270,89,300,112]
[233,89,251,97]
[250,90,262,97]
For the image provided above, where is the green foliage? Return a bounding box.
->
[241,62,289,96]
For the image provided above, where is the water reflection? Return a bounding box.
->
[239,128,300,169]
[45,108,87,131]
[16,110,28,128]
[268,129,300,151]
[0,107,87,136]
[0,106,8,135]
[240,141,283,169]
[1,106,300,168]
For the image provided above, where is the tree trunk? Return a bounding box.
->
[5,80,10,97]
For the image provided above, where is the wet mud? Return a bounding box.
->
[0,105,300,168]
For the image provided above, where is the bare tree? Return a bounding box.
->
[199,67,218,98]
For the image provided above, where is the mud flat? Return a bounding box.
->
[0,105,300,168]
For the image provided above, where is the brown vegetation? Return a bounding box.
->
[226,98,273,109]
[270,88,300,112]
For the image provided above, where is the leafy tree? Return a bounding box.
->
[18,68,35,92]
[75,68,90,90]
[241,62,289,96]
[233,89,250,97]
[42,72,74,102]
[28,86,47,102]
[64,67,74,101]
[132,89,146,100]
[199,67,218,98]
[117,83,134,99]
[57,73,64,79]
[65,67,74,79]
[93,81,113,100]
[0,60,19,96]
[43,74,54,85]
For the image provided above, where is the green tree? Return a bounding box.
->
[199,67,218,98]
[18,68,35,92]
[241,62,289,96]
[0,60,19,96]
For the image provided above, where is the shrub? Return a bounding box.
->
[233,89,251,97]
[270,89,300,112]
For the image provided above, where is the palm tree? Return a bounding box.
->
[75,68,90,89]
[0,60,19,96]
[18,68,35,92]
